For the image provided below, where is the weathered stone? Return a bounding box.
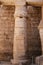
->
[13,2,27,63]
[39,28,43,54]
[14,28,26,35]
[14,0,26,6]
[26,0,43,6]
[15,17,27,27]
[0,5,15,61]
[14,6,27,17]
[26,0,43,3]
[13,17,27,64]
[36,55,43,65]
[14,39,26,57]
[38,6,43,54]
[0,3,42,65]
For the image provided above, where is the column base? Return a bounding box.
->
[11,59,28,65]
[35,55,43,65]
[11,59,19,65]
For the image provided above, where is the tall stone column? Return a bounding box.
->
[35,6,43,65]
[39,6,43,54]
[11,0,28,64]
[38,6,43,54]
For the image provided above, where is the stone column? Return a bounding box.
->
[37,6,43,54]
[11,0,28,64]
[39,6,43,54]
[35,6,43,65]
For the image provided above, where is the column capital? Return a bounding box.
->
[14,5,28,18]
[14,0,26,6]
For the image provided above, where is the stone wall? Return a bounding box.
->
[0,5,15,61]
[0,5,42,62]
[26,6,42,63]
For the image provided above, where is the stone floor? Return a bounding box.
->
[0,62,38,65]
[0,61,13,65]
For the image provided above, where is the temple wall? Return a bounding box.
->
[26,6,42,62]
[0,6,15,61]
[0,5,42,62]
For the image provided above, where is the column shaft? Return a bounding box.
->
[11,3,28,64]
[14,17,27,60]
[39,6,43,54]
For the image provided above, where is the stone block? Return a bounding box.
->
[15,17,27,27]
[39,29,43,54]
[0,6,15,61]
[14,35,26,40]
[14,27,27,36]
[14,39,26,57]
[35,55,43,65]
[14,6,27,17]
[14,0,26,6]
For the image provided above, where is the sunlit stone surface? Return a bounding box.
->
[11,0,28,63]
[14,6,27,17]
[26,0,43,3]
[14,17,27,57]
[0,0,43,6]
[13,17,27,64]
[13,0,26,5]
[38,6,43,54]
[15,17,27,28]
[0,0,42,65]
